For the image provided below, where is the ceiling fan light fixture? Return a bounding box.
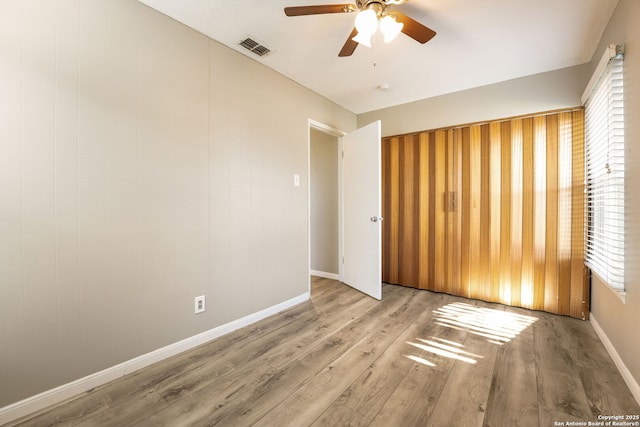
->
[354,9,378,35]
[379,14,403,43]
[352,30,373,48]
[283,2,437,57]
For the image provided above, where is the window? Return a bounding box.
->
[582,44,625,298]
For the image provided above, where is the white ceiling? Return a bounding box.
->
[137,0,618,114]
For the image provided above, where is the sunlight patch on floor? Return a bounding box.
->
[405,339,480,364]
[404,354,437,367]
[433,302,538,345]
[404,302,538,367]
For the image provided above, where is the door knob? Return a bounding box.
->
[370,216,383,222]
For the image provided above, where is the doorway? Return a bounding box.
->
[308,121,344,286]
[307,119,383,300]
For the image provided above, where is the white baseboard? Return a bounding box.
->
[0,292,309,425]
[590,312,640,405]
[310,270,339,280]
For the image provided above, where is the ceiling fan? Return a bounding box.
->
[284,0,436,57]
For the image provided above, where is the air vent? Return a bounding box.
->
[239,37,271,57]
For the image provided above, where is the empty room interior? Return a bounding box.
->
[1,0,640,425]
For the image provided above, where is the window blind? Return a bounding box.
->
[584,45,625,291]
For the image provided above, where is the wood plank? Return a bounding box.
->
[532,115,547,311]
[533,312,592,425]
[460,127,471,298]
[544,114,559,314]
[427,132,436,290]
[400,134,417,286]
[311,403,369,427]
[452,129,463,296]
[418,132,430,289]
[479,124,492,301]
[556,112,573,315]
[412,135,421,287]
[397,136,407,286]
[499,121,512,306]
[388,137,401,284]
[521,117,535,309]
[510,119,524,307]
[468,125,482,300]
[483,306,539,427]
[444,130,455,294]
[536,365,594,426]
[434,130,446,292]
[381,138,391,283]
[489,122,502,303]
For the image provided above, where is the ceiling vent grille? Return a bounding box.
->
[239,37,271,57]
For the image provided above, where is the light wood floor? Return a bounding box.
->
[10,277,640,426]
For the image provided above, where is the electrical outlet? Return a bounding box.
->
[194,295,205,314]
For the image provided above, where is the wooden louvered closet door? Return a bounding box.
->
[381,109,588,319]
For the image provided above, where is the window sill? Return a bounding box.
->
[608,287,627,304]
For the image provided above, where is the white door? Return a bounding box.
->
[341,120,382,300]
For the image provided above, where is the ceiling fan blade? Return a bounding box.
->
[393,12,436,44]
[338,27,359,57]
[284,4,356,16]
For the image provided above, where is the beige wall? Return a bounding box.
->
[310,129,339,275]
[358,64,590,137]
[587,0,640,396]
[0,0,355,407]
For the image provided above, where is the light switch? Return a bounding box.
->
[294,174,300,187]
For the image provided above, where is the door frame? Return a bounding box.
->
[307,119,346,294]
